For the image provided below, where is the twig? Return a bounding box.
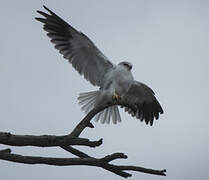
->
[0,148,11,154]
[61,146,91,158]
[115,165,166,176]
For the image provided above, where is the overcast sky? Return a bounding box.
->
[1,0,209,180]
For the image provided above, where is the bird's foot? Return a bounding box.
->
[112,93,121,102]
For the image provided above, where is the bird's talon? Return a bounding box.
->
[113,93,120,101]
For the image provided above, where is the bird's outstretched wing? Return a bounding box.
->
[121,81,164,126]
[36,6,114,87]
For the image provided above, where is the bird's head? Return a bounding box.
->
[118,61,133,71]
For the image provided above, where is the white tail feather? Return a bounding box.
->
[112,106,117,124]
[101,108,108,124]
[79,91,99,97]
[106,107,112,124]
[78,90,122,124]
[78,95,95,105]
[81,96,97,113]
[94,111,102,122]
[115,106,122,122]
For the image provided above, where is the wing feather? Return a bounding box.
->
[36,6,114,86]
[121,81,163,126]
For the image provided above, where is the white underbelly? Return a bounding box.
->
[110,70,134,96]
[103,66,134,96]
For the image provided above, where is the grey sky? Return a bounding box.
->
[1,0,209,179]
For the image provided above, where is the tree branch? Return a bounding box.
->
[60,145,133,177]
[0,148,11,154]
[0,132,102,148]
[69,104,110,137]
[61,146,91,158]
[69,101,138,137]
[114,165,166,176]
[0,149,166,177]
[0,102,166,178]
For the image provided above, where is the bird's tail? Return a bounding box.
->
[78,91,121,124]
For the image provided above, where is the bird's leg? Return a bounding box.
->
[112,91,120,102]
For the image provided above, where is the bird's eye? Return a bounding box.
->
[122,63,132,70]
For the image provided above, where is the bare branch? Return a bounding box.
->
[0,149,98,166]
[0,103,166,178]
[69,101,138,137]
[100,153,128,163]
[61,146,91,158]
[60,145,133,177]
[112,165,166,176]
[0,132,102,148]
[0,149,166,177]
[69,104,110,137]
[0,148,11,154]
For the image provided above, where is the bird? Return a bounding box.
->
[35,6,164,126]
